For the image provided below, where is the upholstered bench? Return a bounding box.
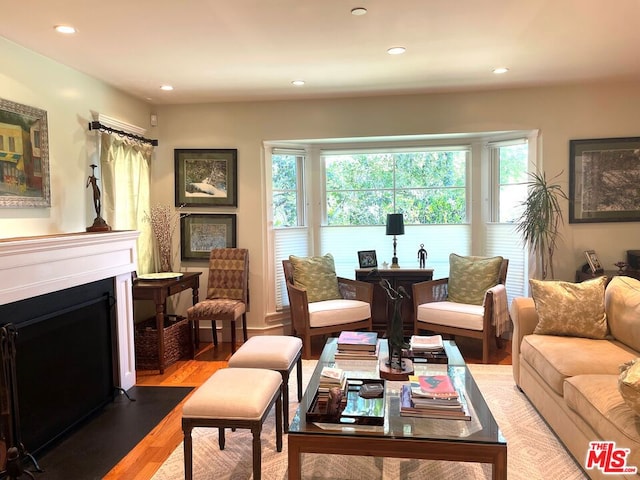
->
[182,367,283,480]
[228,335,303,432]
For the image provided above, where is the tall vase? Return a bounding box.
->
[156,238,173,272]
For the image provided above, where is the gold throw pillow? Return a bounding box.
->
[530,276,608,339]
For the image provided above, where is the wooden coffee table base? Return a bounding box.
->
[287,433,507,480]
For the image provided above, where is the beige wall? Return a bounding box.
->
[3,35,639,335]
[156,83,640,333]
[0,37,151,237]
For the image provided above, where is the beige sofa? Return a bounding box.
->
[511,275,640,480]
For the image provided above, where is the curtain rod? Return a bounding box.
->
[88,121,158,146]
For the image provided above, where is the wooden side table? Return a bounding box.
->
[132,271,202,373]
[355,268,434,336]
[575,269,640,283]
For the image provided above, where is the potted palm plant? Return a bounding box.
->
[515,170,568,280]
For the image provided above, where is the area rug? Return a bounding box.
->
[36,385,193,480]
[152,362,587,479]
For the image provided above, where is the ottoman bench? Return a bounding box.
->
[182,367,283,480]
[228,335,303,432]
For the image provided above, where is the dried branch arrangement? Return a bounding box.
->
[145,204,188,272]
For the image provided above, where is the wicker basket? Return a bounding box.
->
[134,315,191,370]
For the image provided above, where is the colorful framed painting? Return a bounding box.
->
[180,213,237,260]
[569,137,640,223]
[174,148,237,207]
[0,98,50,208]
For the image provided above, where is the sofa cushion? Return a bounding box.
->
[564,374,640,469]
[289,253,342,303]
[521,334,636,395]
[448,254,503,306]
[619,358,640,416]
[606,275,640,352]
[530,277,608,339]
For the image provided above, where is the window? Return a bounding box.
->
[272,152,304,227]
[270,149,308,310]
[486,138,532,302]
[491,141,529,223]
[264,131,536,315]
[324,149,468,225]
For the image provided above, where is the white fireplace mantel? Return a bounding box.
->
[0,230,140,390]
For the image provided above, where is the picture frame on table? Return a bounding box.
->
[358,250,378,268]
[0,97,50,208]
[569,137,640,223]
[584,250,603,274]
[180,214,237,260]
[174,148,237,207]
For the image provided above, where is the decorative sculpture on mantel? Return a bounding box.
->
[86,164,111,232]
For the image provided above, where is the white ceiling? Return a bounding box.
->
[2,0,640,105]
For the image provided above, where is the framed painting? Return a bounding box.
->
[569,137,640,223]
[174,148,237,207]
[0,98,50,208]
[180,213,237,260]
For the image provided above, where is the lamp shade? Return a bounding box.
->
[386,213,405,235]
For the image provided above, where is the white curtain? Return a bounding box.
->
[99,132,154,274]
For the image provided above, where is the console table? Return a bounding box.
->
[355,268,434,335]
[575,269,640,283]
[132,272,201,373]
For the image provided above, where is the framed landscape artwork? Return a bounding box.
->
[0,97,51,208]
[180,213,237,260]
[569,137,640,223]
[174,148,237,207]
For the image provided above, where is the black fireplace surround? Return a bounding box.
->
[0,277,117,465]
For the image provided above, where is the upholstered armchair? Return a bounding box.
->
[282,254,374,359]
[412,254,509,364]
[187,248,249,355]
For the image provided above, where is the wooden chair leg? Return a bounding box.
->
[242,313,248,342]
[303,335,312,360]
[231,320,237,354]
[211,320,218,347]
[251,424,262,480]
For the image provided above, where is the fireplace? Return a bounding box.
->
[0,231,139,470]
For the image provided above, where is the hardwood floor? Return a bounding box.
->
[104,336,512,480]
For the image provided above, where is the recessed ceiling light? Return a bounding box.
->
[291,80,305,86]
[351,7,368,16]
[54,25,76,34]
[160,85,174,91]
[387,46,406,55]
[493,67,509,74]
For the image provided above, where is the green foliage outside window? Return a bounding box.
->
[325,151,467,225]
[272,154,300,227]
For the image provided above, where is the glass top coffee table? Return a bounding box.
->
[288,338,507,480]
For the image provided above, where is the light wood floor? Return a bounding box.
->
[104,336,512,480]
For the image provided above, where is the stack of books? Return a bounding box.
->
[400,374,470,420]
[409,334,444,352]
[318,366,346,393]
[334,331,380,360]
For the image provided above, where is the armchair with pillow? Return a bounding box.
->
[282,254,374,359]
[412,254,510,364]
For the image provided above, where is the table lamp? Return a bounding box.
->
[386,213,405,268]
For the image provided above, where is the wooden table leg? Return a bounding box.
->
[287,436,302,480]
[155,303,166,374]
